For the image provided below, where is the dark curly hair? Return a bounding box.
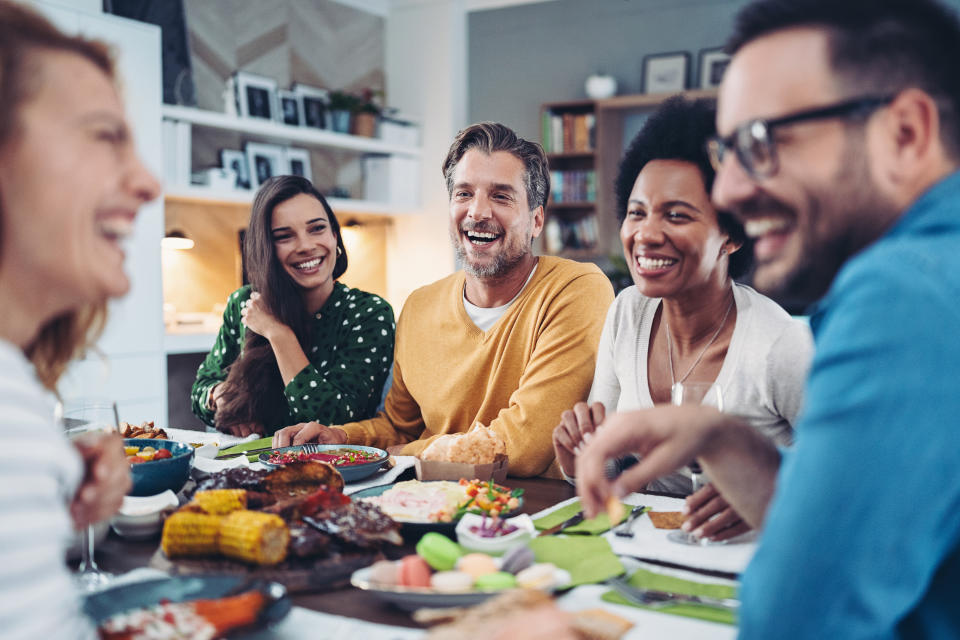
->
[728,0,960,161]
[614,95,753,279]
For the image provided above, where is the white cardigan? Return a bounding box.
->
[587,283,813,494]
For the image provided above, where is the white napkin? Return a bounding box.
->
[192,453,253,474]
[604,493,757,575]
[344,456,416,495]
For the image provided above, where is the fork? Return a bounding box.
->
[613,504,647,537]
[607,575,740,611]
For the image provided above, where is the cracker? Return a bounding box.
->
[647,511,685,530]
[605,496,624,524]
[572,608,634,640]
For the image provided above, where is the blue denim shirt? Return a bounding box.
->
[739,170,960,639]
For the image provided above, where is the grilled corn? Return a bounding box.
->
[218,510,289,565]
[193,489,247,515]
[161,511,221,557]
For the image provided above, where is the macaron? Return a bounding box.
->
[416,532,463,571]
[430,570,474,593]
[474,571,517,591]
[398,554,432,587]
[500,544,535,574]
[457,552,499,578]
[515,563,557,590]
[368,559,400,586]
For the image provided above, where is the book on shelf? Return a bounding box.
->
[542,110,595,154]
[544,214,599,253]
[550,169,596,204]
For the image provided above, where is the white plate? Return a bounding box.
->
[350,566,571,611]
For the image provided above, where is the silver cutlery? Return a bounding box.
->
[613,504,647,537]
[537,510,585,536]
[607,575,740,611]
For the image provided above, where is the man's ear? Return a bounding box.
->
[722,236,743,258]
[870,88,947,203]
[530,205,545,240]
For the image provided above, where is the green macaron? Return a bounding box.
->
[473,571,517,591]
[416,532,463,571]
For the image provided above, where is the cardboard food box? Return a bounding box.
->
[414,455,509,483]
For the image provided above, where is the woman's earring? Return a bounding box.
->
[720,247,728,255]
[337,246,343,256]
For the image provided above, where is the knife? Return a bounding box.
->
[537,510,585,536]
[215,445,277,460]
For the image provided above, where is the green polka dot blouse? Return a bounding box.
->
[190,282,395,434]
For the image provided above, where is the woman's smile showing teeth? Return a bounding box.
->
[295,256,325,273]
[635,254,678,274]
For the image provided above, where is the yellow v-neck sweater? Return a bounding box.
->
[337,256,614,477]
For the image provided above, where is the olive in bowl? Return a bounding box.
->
[124,438,194,497]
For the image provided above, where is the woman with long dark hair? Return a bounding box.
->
[191,175,395,436]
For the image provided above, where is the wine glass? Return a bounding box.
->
[59,398,120,591]
[666,381,724,546]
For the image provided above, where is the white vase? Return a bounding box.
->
[585,73,617,99]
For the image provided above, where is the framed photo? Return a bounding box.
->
[284,147,312,180]
[276,89,302,126]
[244,142,285,189]
[641,52,690,94]
[234,71,277,121]
[699,48,731,89]
[293,83,329,129]
[219,149,251,190]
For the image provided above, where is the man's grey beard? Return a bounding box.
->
[453,239,528,278]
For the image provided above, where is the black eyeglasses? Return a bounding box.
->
[706,95,895,180]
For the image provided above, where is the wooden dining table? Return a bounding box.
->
[91,474,578,629]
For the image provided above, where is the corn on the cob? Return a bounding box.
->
[218,510,289,565]
[193,489,247,515]
[161,511,221,557]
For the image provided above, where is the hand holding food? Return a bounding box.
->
[551,401,605,477]
[272,421,348,448]
[70,431,131,529]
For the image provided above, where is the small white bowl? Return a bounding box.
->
[110,490,179,540]
[193,442,220,459]
[456,513,535,555]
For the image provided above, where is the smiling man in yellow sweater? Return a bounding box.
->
[273,122,613,477]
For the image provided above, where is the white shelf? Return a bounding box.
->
[165,332,217,355]
[164,184,418,216]
[162,105,422,158]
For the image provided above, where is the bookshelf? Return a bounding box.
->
[539,89,717,264]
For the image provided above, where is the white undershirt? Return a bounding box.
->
[463,262,538,331]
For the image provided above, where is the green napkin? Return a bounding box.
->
[602,568,739,625]
[527,536,624,586]
[217,436,274,462]
[532,499,632,534]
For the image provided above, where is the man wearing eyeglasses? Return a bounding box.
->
[576,0,960,637]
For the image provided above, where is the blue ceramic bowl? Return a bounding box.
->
[259,444,388,482]
[125,438,194,497]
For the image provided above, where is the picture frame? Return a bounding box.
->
[233,71,278,121]
[244,142,285,189]
[284,147,312,180]
[219,149,251,190]
[293,83,329,129]
[641,52,690,94]
[699,48,731,89]
[276,89,302,126]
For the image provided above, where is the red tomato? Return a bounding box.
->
[153,448,172,460]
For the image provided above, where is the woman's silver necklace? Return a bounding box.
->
[665,296,735,385]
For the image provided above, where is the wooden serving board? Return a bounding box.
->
[149,547,383,594]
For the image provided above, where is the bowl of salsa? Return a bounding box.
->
[259,444,389,482]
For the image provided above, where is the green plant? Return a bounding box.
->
[357,88,383,115]
[327,89,360,111]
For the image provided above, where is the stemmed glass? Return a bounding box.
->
[59,399,120,591]
[666,381,724,546]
